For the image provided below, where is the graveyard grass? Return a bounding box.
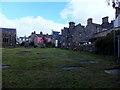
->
[2,48,119,88]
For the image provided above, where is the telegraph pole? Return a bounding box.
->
[118,35,120,58]
[113,29,116,56]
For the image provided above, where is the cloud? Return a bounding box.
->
[60,0,115,25]
[1,0,69,2]
[0,13,68,37]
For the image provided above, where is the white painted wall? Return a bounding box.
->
[55,40,58,47]
[114,14,120,27]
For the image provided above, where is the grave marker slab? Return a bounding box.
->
[0,65,10,68]
[61,66,83,70]
[79,61,98,64]
[104,69,120,74]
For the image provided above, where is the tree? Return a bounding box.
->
[106,0,120,8]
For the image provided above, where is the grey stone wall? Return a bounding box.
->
[1,28,16,48]
[85,23,97,40]
[73,44,96,53]
[60,16,114,50]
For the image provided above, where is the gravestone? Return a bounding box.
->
[74,57,87,59]
[0,65,10,68]
[19,51,31,54]
[40,58,48,60]
[61,66,83,70]
[56,54,65,56]
[79,61,98,64]
[104,69,120,74]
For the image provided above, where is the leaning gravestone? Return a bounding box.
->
[104,69,120,74]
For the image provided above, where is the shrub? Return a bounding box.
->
[95,30,120,55]
[46,42,54,48]
[29,42,34,46]
[21,42,25,46]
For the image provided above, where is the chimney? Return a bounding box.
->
[87,18,93,25]
[61,29,63,34]
[31,32,34,35]
[111,20,114,24]
[69,22,75,29]
[102,16,109,24]
[33,31,36,34]
[40,31,43,35]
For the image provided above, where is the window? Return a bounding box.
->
[3,38,4,42]
[3,38,9,43]
[6,38,8,42]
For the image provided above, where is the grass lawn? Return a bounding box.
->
[2,47,120,88]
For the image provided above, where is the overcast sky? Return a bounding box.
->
[0,0,115,37]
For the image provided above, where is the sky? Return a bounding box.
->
[0,0,115,37]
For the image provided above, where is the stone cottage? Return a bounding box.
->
[61,22,87,49]
[0,27,16,48]
[29,31,52,47]
[85,16,114,42]
[61,27,69,48]
[60,16,114,50]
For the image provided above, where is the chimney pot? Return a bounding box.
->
[69,22,75,28]
[102,16,109,24]
[87,18,93,25]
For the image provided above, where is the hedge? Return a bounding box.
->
[95,30,120,55]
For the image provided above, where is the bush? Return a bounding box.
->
[45,42,54,48]
[95,30,120,55]
[29,42,34,46]
[21,42,25,46]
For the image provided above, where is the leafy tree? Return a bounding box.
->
[106,0,120,8]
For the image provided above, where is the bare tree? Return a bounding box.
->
[106,0,120,8]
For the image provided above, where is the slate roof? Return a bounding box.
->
[46,35,52,38]
[36,34,52,38]
[101,23,114,29]
[63,27,69,33]
[93,23,100,27]
[93,22,114,29]
[0,27,16,32]
[52,31,60,34]
[36,34,43,37]
[64,27,69,31]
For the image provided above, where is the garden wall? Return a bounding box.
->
[73,44,96,53]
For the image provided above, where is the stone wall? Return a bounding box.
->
[73,44,96,53]
[1,28,16,48]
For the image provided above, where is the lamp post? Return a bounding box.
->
[113,30,116,56]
